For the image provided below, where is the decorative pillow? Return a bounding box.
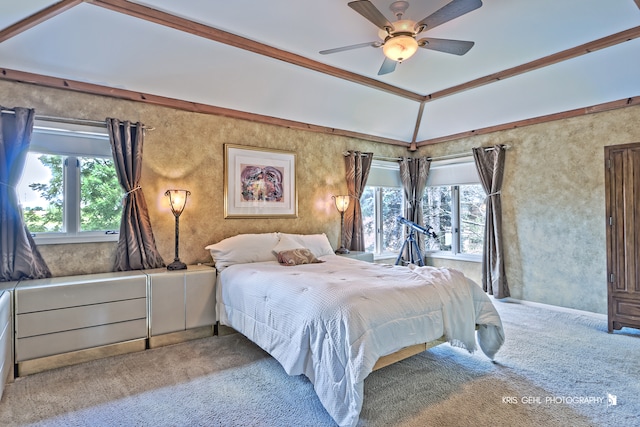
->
[277,248,324,266]
[205,232,280,271]
[273,233,334,258]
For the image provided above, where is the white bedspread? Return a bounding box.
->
[218,255,504,427]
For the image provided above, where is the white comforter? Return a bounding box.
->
[217,255,504,427]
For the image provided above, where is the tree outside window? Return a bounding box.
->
[362,186,404,255]
[21,153,122,234]
[423,184,485,256]
[18,121,123,243]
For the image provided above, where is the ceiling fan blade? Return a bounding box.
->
[377,57,397,75]
[414,0,482,33]
[348,0,393,32]
[418,38,475,55]
[319,41,381,55]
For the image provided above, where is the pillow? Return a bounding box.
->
[277,248,324,266]
[205,232,280,271]
[273,233,334,258]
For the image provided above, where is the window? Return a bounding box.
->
[361,160,404,257]
[17,120,122,244]
[422,157,485,260]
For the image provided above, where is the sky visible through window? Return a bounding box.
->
[17,153,52,209]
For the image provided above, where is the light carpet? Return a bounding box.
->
[0,299,638,427]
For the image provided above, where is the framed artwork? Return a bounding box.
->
[224,144,298,218]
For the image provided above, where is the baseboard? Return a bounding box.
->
[17,338,147,377]
[216,324,238,336]
[496,297,607,320]
[148,326,214,348]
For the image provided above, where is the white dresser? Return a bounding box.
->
[7,265,217,376]
[14,271,148,375]
[0,284,16,400]
[146,264,216,347]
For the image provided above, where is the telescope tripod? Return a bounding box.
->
[395,229,425,266]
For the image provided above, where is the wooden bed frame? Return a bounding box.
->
[372,324,479,371]
[219,323,447,372]
[372,338,447,371]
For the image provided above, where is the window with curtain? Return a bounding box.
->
[361,160,405,258]
[422,157,485,260]
[17,120,123,244]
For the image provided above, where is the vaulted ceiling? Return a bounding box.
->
[1,0,639,149]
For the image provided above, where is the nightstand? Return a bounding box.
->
[337,251,374,262]
[146,264,216,348]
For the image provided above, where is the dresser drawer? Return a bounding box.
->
[16,298,146,338]
[14,272,149,365]
[15,271,146,314]
[16,318,147,362]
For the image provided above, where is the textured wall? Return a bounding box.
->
[4,80,640,314]
[1,80,408,276]
[417,106,640,314]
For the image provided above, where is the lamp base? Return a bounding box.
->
[335,247,350,255]
[167,260,187,270]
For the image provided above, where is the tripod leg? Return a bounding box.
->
[405,232,418,265]
[396,238,409,265]
[412,239,424,266]
[409,238,416,264]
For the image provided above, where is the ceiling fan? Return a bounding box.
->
[320,0,482,75]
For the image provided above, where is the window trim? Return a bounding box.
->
[22,121,121,245]
[362,160,405,259]
[32,232,120,245]
[424,157,484,263]
[374,187,384,254]
[426,250,482,263]
[371,186,404,259]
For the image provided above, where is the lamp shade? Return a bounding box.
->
[165,189,190,217]
[382,34,418,62]
[333,195,350,213]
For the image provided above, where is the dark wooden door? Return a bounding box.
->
[605,143,640,332]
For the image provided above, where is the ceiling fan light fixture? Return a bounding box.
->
[382,34,418,62]
[325,0,481,74]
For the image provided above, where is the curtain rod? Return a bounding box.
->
[0,109,154,131]
[428,145,510,162]
[343,152,408,161]
[374,155,405,161]
[345,145,510,162]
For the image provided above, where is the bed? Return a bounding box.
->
[207,232,504,427]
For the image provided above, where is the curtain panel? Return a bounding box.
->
[107,118,164,271]
[473,145,510,298]
[0,107,51,281]
[399,157,431,261]
[343,151,373,252]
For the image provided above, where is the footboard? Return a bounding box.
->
[373,323,480,371]
[372,337,446,371]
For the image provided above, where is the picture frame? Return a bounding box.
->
[224,144,298,218]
